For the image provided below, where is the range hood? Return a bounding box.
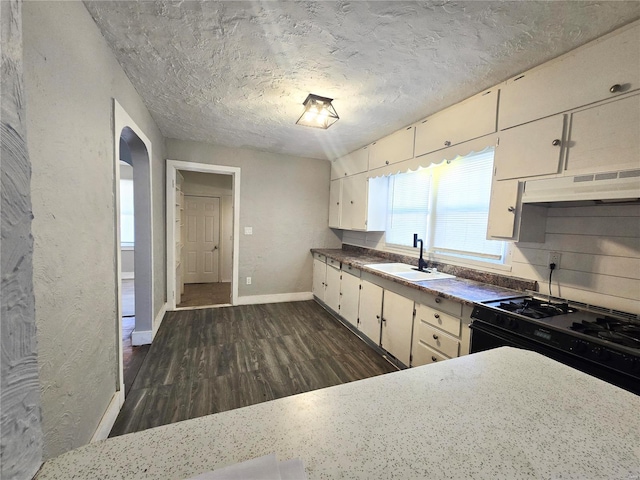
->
[522,169,640,206]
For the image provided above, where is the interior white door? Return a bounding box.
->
[183,196,220,284]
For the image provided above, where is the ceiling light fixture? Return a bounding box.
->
[296,94,339,129]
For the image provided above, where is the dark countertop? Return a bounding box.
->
[311,248,527,306]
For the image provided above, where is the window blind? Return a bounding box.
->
[432,149,504,259]
[385,169,431,247]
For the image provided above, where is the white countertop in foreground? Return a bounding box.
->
[37,348,640,479]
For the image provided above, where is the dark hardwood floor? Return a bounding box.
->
[122,316,150,395]
[177,282,231,307]
[110,300,397,437]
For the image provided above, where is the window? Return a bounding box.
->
[385,148,507,265]
[120,178,134,246]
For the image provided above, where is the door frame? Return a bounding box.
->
[113,100,154,396]
[166,160,240,309]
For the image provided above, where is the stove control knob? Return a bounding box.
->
[507,318,519,330]
[592,347,610,361]
[570,340,587,354]
[623,356,639,372]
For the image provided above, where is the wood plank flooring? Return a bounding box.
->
[122,316,150,395]
[110,300,397,437]
[178,282,231,307]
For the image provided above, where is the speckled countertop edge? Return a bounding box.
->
[311,247,531,306]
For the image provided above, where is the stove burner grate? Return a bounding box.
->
[498,298,573,319]
[571,317,640,349]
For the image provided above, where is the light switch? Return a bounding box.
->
[244,227,253,235]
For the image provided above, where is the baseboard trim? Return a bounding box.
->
[91,387,124,443]
[153,302,168,339]
[121,272,135,280]
[131,329,152,346]
[236,292,313,305]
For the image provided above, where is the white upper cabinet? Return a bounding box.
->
[564,93,640,176]
[414,89,498,157]
[499,22,640,130]
[331,146,370,180]
[334,173,388,232]
[328,179,341,228]
[369,127,415,170]
[494,114,566,181]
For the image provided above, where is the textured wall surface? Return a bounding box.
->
[168,139,341,297]
[1,0,44,478]
[22,1,165,458]
[85,1,640,160]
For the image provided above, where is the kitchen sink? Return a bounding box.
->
[365,263,455,282]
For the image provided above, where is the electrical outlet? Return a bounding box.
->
[548,252,561,269]
[246,276,252,285]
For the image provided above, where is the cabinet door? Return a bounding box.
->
[358,280,383,345]
[415,89,498,157]
[328,179,342,228]
[341,173,368,230]
[486,179,519,239]
[381,290,414,366]
[332,146,369,179]
[494,115,565,181]
[565,93,640,175]
[312,258,326,301]
[500,23,640,129]
[369,127,415,170]
[324,265,341,313]
[340,272,360,327]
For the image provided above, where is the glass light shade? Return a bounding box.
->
[296,94,339,129]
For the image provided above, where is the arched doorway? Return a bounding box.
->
[114,100,154,396]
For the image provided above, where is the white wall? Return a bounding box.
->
[0,0,43,477]
[167,139,342,298]
[180,171,233,282]
[513,204,640,313]
[23,1,166,459]
[343,203,640,313]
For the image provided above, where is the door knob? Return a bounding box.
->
[609,84,622,93]
[213,246,218,250]
[444,140,451,147]
[552,139,561,146]
[508,206,515,213]
[432,334,439,340]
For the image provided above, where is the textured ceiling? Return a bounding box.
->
[84,1,640,160]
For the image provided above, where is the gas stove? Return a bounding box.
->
[470,294,640,395]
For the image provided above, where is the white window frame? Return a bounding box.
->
[383,149,512,272]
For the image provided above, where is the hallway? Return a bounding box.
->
[109,301,396,437]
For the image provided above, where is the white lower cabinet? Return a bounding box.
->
[340,270,361,327]
[410,301,471,367]
[325,264,341,313]
[312,256,326,302]
[358,280,383,345]
[381,290,415,366]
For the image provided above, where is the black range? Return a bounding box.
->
[470,296,640,395]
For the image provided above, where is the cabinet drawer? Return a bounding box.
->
[411,340,449,367]
[418,294,462,318]
[313,253,326,262]
[416,321,460,358]
[341,264,361,277]
[415,303,461,337]
[327,257,340,269]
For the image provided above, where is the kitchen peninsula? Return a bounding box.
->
[36,348,640,479]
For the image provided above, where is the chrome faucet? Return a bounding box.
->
[413,233,428,272]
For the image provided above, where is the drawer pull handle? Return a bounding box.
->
[434,314,440,319]
[444,140,451,147]
[376,315,380,319]
[609,84,622,93]
[432,334,439,340]
[507,206,515,213]
[385,160,390,165]
[435,298,441,304]
[552,139,561,146]
[431,356,437,362]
